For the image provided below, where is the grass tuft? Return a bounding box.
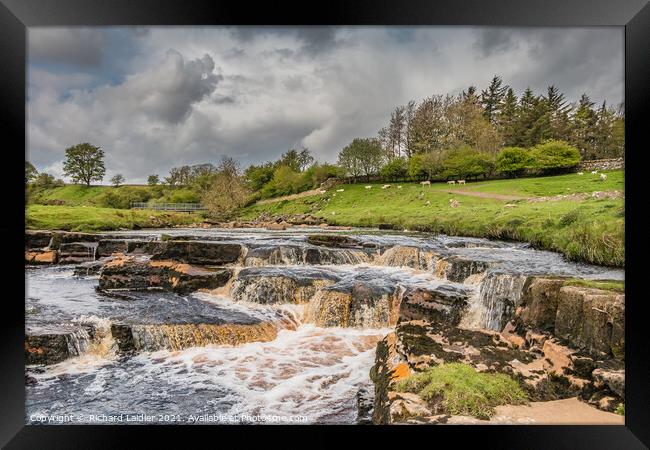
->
[394,363,528,420]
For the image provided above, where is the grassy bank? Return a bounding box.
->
[26,205,199,232]
[239,170,624,267]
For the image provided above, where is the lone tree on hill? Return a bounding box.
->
[63,143,106,186]
[147,174,159,186]
[111,174,125,187]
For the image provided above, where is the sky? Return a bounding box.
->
[27,26,624,184]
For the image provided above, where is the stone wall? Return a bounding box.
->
[576,158,624,172]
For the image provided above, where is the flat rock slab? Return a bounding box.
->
[151,240,244,265]
[445,397,624,425]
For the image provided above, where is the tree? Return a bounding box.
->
[338,138,384,182]
[388,106,406,158]
[25,161,38,184]
[110,174,125,187]
[481,75,508,125]
[447,93,502,154]
[297,148,314,171]
[495,147,532,177]
[33,172,63,188]
[570,94,599,159]
[201,157,251,219]
[278,148,313,172]
[529,140,581,174]
[147,175,160,186]
[245,162,275,191]
[62,143,106,186]
[409,95,452,155]
[380,158,408,181]
[498,88,518,146]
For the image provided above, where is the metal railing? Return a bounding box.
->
[130,202,206,212]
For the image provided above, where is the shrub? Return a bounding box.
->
[529,140,581,174]
[495,147,532,177]
[408,152,443,180]
[559,209,580,227]
[395,363,528,420]
[380,157,408,181]
[260,165,306,198]
[442,146,495,180]
[98,186,153,209]
[303,163,344,187]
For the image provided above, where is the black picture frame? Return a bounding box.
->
[2,0,648,447]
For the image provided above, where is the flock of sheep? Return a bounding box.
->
[323,170,608,197]
[361,179,467,190]
[577,170,608,181]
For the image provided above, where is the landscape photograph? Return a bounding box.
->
[25,25,625,425]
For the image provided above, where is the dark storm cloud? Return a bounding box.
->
[473,27,624,106]
[230,26,340,55]
[29,28,106,67]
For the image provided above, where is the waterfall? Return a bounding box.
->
[127,322,280,352]
[459,272,528,331]
[373,246,438,270]
[65,316,116,359]
[244,246,371,267]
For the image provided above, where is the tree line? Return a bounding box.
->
[25,76,624,217]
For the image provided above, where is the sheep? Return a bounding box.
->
[336,189,345,192]
[577,172,584,176]
[458,180,466,185]
[365,185,372,189]
[600,173,608,181]
[420,180,431,187]
[591,170,598,175]
[397,186,402,189]
[447,180,456,185]
[381,184,391,189]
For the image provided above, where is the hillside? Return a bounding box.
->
[29,184,198,207]
[238,170,625,267]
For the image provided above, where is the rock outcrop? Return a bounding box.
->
[151,240,245,265]
[98,256,232,294]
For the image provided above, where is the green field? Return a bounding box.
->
[26,205,199,232]
[239,170,625,267]
[30,184,198,207]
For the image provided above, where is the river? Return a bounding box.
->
[25,227,623,424]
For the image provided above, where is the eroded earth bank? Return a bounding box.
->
[25,226,624,424]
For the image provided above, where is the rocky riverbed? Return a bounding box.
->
[25,227,624,424]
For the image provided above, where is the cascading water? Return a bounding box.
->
[25,227,624,424]
[460,272,529,331]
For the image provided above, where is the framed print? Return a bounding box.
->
[1,0,648,447]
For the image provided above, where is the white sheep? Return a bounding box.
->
[591,170,598,175]
[397,186,402,189]
[600,173,608,181]
[365,185,372,189]
[420,180,431,186]
[447,180,456,185]
[458,180,466,185]
[381,184,391,189]
[577,172,584,176]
